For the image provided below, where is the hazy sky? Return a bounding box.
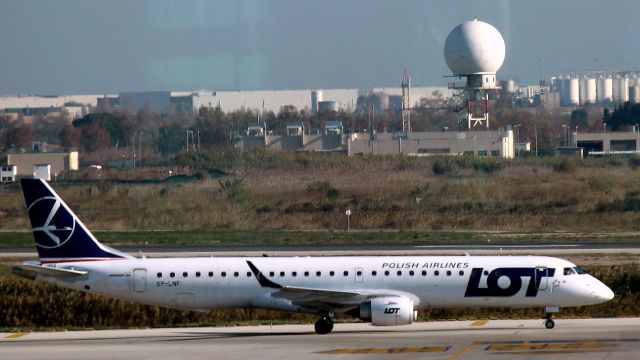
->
[1,0,639,95]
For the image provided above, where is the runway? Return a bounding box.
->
[2,318,639,360]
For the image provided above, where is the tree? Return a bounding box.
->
[7,124,34,149]
[80,123,110,152]
[157,122,186,155]
[59,124,81,149]
[73,112,135,147]
[195,106,227,147]
[570,109,589,130]
[607,102,640,130]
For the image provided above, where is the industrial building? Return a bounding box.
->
[238,120,515,158]
[6,151,79,177]
[572,129,640,156]
[1,87,453,118]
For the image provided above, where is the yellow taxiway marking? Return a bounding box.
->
[487,342,613,352]
[321,346,449,355]
[5,332,29,339]
[447,343,475,360]
[470,319,488,326]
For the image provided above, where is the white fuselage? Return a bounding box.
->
[37,255,613,314]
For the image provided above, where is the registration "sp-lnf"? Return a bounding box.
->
[384,307,400,314]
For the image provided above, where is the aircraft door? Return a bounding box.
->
[355,268,364,283]
[535,267,548,291]
[133,268,146,293]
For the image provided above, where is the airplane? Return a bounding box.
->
[13,178,614,334]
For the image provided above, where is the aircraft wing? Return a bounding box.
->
[246,260,408,310]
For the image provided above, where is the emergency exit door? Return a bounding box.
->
[133,269,146,292]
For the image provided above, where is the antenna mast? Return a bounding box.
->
[401,69,411,134]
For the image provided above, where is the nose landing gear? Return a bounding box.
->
[544,316,555,329]
[314,314,334,334]
[543,306,559,329]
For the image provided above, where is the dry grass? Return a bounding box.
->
[1,156,640,232]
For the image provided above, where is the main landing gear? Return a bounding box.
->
[543,306,559,329]
[314,314,334,334]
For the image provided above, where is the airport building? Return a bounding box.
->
[572,129,640,156]
[238,121,515,159]
[6,151,79,177]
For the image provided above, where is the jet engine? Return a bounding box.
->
[355,296,416,326]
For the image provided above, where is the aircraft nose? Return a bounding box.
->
[590,282,614,302]
[600,285,614,301]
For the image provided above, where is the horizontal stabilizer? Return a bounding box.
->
[13,262,88,280]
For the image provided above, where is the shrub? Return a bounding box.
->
[218,177,246,202]
[307,181,339,200]
[628,156,640,168]
[552,158,577,173]
[473,159,504,174]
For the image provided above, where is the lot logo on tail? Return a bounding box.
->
[28,196,76,249]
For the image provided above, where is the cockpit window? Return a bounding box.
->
[574,267,587,274]
[563,267,576,275]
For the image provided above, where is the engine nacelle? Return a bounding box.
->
[358,297,416,326]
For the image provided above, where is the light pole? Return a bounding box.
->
[603,122,607,132]
[513,124,521,155]
[345,209,351,231]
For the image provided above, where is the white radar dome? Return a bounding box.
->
[444,19,505,75]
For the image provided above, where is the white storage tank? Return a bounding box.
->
[614,76,629,102]
[597,77,613,103]
[568,78,580,106]
[561,77,571,106]
[311,90,323,114]
[579,77,588,105]
[585,78,597,104]
[629,85,640,103]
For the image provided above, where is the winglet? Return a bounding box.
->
[246,261,282,289]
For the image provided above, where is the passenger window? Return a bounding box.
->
[446,271,451,276]
[343,271,349,276]
[397,270,402,276]
[483,270,489,276]
[409,270,414,276]
[330,271,335,277]
[183,272,188,278]
[292,271,297,277]
[316,271,321,276]
[459,270,464,276]
[356,270,362,276]
[157,272,162,278]
[269,271,274,277]
[422,270,427,276]
[221,272,227,277]
[385,270,390,276]
[170,272,175,278]
[246,272,252,277]
[208,272,213,277]
[371,270,377,276]
[196,272,201,277]
[280,271,285,277]
[234,272,239,277]
[304,271,309,277]
[434,271,440,276]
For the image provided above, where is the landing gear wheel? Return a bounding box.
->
[314,316,334,334]
[544,318,555,329]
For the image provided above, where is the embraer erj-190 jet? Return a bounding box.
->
[14,179,614,334]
